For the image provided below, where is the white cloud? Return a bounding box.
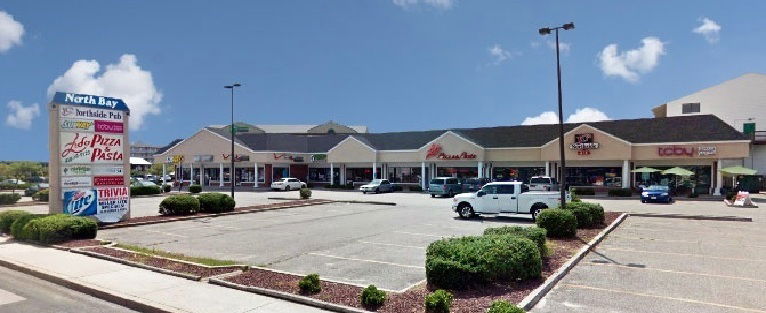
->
[598,37,665,83]
[393,0,454,10]
[0,10,25,53]
[521,107,610,125]
[5,100,39,130]
[47,54,162,130]
[693,17,721,44]
[547,40,571,53]
[488,44,518,65]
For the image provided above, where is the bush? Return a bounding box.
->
[425,289,453,313]
[0,210,30,234]
[130,185,162,196]
[360,284,386,307]
[159,195,200,215]
[299,188,312,199]
[410,185,423,192]
[536,209,577,238]
[563,202,605,226]
[689,191,699,198]
[607,188,632,197]
[570,187,594,196]
[487,300,525,313]
[197,193,235,213]
[725,191,736,201]
[189,185,202,194]
[570,193,581,202]
[22,214,98,244]
[0,183,29,191]
[298,273,322,293]
[569,207,593,228]
[426,235,541,289]
[10,214,47,240]
[0,193,22,205]
[163,184,171,193]
[483,226,548,256]
[32,190,49,202]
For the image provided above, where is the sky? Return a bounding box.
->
[1,0,765,161]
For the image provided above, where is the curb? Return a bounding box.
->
[209,278,370,313]
[629,213,752,222]
[0,257,179,313]
[518,213,629,311]
[70,248,204,281]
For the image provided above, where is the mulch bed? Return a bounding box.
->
[82,246,242,278]
[223,212,623,313]
[55,239,105,248]
[101,199,327,227]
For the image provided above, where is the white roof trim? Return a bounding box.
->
[485,147,541,150]
[419,131,484,151]
[541,124,633,147]
[153,128,256,160]
[632,140,751,146]
[326,136,378,154]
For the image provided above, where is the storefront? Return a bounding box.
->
[154,115,751,195]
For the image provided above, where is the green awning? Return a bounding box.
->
[661,167,694,176]
[631,167,661,173]
[719,166,758,176]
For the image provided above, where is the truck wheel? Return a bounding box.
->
[431,194,435,198]
[531,204,547,222]
[457,203,474,219]
[285,186,291,191]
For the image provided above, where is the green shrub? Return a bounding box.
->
[425,289,453,313]
[159,195,200,215]
[426,235,541,289]
[163,184,171,193]
[563,202,605,226]
[130,185,162,196]
[189,185,202,194]
[10,214,47,240]
[0,183,29,191]
[571,187,595,196]
[570,193,581,202]
[197,193,235,213]
[0,193,22,205]
[32,189,49,202]
[0,210,30,234]
[299,188,312,199]
[607,188,632,197]
[483,226,548,256]
[22,214,98,244]
[360,284,386,307]
[487,300,525,313]
[298,273,322,293]
[725,191,736,201]
[536,209,577,238]
[689,191,699,198]
[570,207,593,228]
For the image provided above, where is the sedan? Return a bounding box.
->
[360,179,394,194]
[641,185,672,203]
[270,178,306,191]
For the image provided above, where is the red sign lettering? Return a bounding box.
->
[425,144,477,160]
[93,176,124,186]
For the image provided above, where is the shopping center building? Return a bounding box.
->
[154,115,750,195]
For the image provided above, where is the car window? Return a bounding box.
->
[481,184,499,194]
[497,185,515,194]
[289,179,299,183]
[530,177,550,184]
[430,179,444,185]
[381,180,389,184]
[447,178,459,184]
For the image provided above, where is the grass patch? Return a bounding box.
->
[114,243,239,266]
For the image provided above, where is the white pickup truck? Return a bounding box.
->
[451,182,568,221]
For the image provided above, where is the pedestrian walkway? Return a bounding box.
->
[0,237,327,313]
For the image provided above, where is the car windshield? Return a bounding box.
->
[645,185,669,192]
[530,177,550,184]
[371,179,383,184]
[430,179,444,185]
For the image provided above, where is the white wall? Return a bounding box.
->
[665,73,766,131]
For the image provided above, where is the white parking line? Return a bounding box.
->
[563,284,766,313]
[142,229,188,238]
[600,247,766,262]
[609,235,766,249]
[0,289,25,306]
[357,241,425,249]
[393,231,447,238]
[307,252,424,269]
[585,262,766,283]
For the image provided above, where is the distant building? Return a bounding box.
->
[652,73,766,175]
[130,141,163,163]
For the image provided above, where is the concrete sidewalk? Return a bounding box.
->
[0,237,327,313]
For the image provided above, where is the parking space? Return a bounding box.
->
[99,193,533,291]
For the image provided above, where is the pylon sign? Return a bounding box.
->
[48,92,131,223]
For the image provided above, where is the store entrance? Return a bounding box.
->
[563,167,622,188]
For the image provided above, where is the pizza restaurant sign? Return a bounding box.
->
[425,144,477,160]
[658,146,717,157]
[569,133,600,156]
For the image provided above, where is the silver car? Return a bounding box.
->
[360,179,394,194]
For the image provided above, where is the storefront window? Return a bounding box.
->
[491,167,545,183]
[564,167,622,187]
[388,167,422,184]
[273,167,289,180]
[346,168,379,183]
[309,168,330,182]
[236,168,256,183]
[436,167,477,179]
[634,166,711,194]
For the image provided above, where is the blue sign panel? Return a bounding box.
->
[53,92,130,111]
[63,189,98,216]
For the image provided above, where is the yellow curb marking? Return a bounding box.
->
[308,252,425,269]
[562,284,766,313]
[600,247,766,262]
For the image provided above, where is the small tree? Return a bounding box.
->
[149,163,164,176]
[7,162,42,193]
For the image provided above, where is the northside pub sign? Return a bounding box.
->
[50,92,131,223]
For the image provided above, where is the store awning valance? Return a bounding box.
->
[661,167,694,176]
[719,166,758,176]
[631,167,660,173]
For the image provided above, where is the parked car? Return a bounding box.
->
[360,179,394,194]
[460,177,492,192]
[452,182,569,221]
[528,176,559,191]
[270,178,306,191]
[429,177,462,198]
[641,185,672,203]
[132,180,158,187]
[24,183,49,196]
[2,178,25,185]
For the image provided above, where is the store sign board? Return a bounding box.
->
[53,92,129,111]
[60,132,124,164]
[60,106,124,121]
[194,155,214,162]
[62,165,92,176]
[569,133,600,155]
[425,144,477,160]
[273,153,304,162]
[93,176,125,186]
[63,187,129,223]
[62,176,91,188]
[60,119,95,131]
[658,146,717,157]
[223,154,250,162]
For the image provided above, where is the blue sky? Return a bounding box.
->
[1,0,765,161]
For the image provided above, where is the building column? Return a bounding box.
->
[254,162,259,188]
[190,164,195,186]
[545,161,550,176]
[372,162,378,180]
[219,163,224,187]
[621,160,630,188]
[714,159,723,195]
[340,164,346,185]
[477,161,484,178]
[421,162,427,190]
[329,163,334,184]
[162,163,167,186]
[200,163,204,189]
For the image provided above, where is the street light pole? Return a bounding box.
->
[539,22,574,209]
[224,83,242,199]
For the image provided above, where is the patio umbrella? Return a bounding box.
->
[719,166,758,176]
[661,167,694,176]
[631,167,660,173]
